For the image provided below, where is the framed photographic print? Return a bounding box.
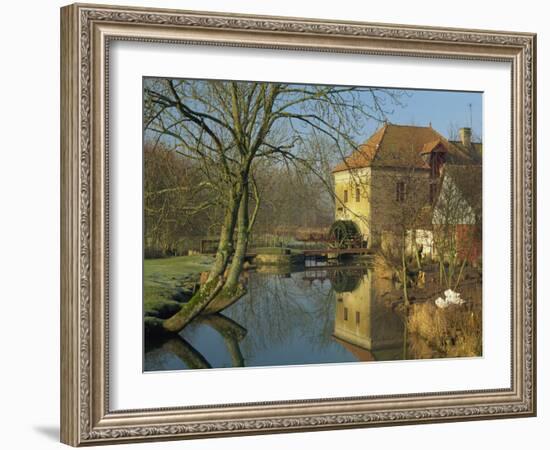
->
[60,3,537,446]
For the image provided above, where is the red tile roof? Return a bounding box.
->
[332,126,385,173]
[332,124,475,173]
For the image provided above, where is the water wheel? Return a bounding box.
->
[328,220,360,249]
[329,269,361,293]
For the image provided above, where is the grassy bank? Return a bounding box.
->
[144,255,214,318]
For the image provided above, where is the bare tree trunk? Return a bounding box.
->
[162,187,244,333]
[205,185,250,313]
[208,187,242,281]
[412,230,422,270]
[162,338,212,369]
[402,318,408,359]
[453,226,475,291]
[205,178,262,314]
[401,230,410,307]
[162,277,225,333]
[225,183,250,289]
[197,314,246,366]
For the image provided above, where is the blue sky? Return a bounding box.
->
[144,78,483,147]
[358,88,483,143]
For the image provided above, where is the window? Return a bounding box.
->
[355,187,361,202]
[430,151,446,178]
[396,181,406,202]
[344,307,348,321]
[355,311,360,325]
[344,190,348,203]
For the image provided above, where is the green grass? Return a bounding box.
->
[145,255,214,279]
[144,255,214,318]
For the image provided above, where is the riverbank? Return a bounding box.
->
[144,248,311,321]
[144,255,214,319]
[144,249,372,320]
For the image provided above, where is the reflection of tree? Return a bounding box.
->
[297,277,338,351]
[225,272,338,356]
[146,312,247,370]
[149,274,339,368]
[161,337,212,369]
[228,274,308,353]
[195,314,246,367]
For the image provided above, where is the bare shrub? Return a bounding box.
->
[408,300,481,358]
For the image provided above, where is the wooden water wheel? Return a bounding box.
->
[328,220,361,249]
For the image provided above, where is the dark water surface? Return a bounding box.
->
[144,262,413,371]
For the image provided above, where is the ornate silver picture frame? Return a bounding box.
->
[60,3,536,446]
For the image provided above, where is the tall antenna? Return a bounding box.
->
[468,103,473,128]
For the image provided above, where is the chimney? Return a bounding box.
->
[459,127,472,147]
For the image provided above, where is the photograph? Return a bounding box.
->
[142,78,483,371]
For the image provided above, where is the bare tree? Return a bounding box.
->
[432,166,482,290]
[144,78,402,332]
[144,142,215,256]
[446,121,459,141]
[370,148,433,306]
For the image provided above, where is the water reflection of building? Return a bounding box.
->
[332,267,404,361]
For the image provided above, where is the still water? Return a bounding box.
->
[144,262,413,371]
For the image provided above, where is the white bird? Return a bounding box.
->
[435,289,465,308]
[444,289,465,305]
